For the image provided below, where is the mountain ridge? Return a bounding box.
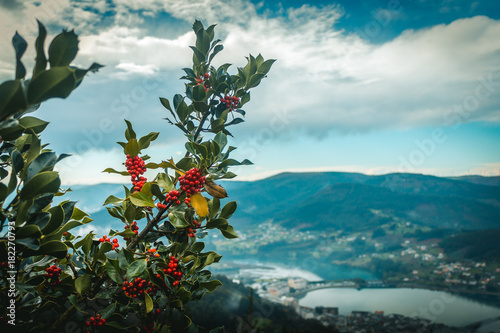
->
[57,172,500,233]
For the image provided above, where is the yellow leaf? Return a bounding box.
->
[190,192,209,217]
[144,292,153,313]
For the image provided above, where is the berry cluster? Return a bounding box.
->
[125,155,147,192]
[122,277,159,298]
[45,264,62,286]
[147,248,160,258]
[161,256,182,286]
[142,323,155,333]
[156,190,182,209]
[98,235,119,250]
[187,220,201,238]
[221,95,240,110]
[195,73,211,91]
[85,314,106,328]
[124,221,139,235]
[178,168,206,195]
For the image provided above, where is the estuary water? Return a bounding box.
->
[299,287,500,330]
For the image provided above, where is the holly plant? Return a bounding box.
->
[0,20,274,333]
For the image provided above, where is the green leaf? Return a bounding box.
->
[0,80,27,121]
[124,119,136,140]
[138,132,159,150]
[192,84,206,101]
[151,183,165,201]
[48,29,79,67]
[26,151,57,181]
[126,259,147,280]
[168,212,190,228]
[220,225,238,239]
[16,225,41,239]
[208,198,220,220]
[102,168,129,176]
[33,20,48,77]
[157,173,174,192]
[220,201,237,219]
[42,205,64,235]
[195,28,210,56]
[75,275,91,295]
[206,218,228,229]
[190,242,205,253]
[96,241,113,260]
[12,32,27,80]
[257,59,276,74]
[106,258,124,284]
[190,46,205,65]
[117,249,135,270]
[25,133,41,165]
[176,100,189,123]
[125,138,139,157]
[33,240,68,258]
[177,287,191,304]
[27,67,77,104]
[14,237,39,250]
[19,116,49,133]
[129,192,155,207]
[209,44,224,63]
[20,171,60,200]
[74,232,93,255]
[12,149,24,172]
[99,302,117,320]
[104,195,122,205]
[214,132,227,150]
[199,279,223,292]
[144,293,154,313]
[247,73,266,89]
[160,97,172,111]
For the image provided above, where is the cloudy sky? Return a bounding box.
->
[1,0,499,184]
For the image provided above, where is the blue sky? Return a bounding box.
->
[0,0,499,184]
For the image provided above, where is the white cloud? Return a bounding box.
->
[78,26,194,75]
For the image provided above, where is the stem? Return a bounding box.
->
[184,109,211,159]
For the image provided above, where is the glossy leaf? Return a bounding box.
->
[126,259,147,280]
[27,67,77,104]
[75,275,91,295]
[220,201,237,219]
[0,80,26,121]
[12,32,27,79]
[125,138,139,157]
[33,20,48,77]
[26,152,57,181]
[20,171,60,200]
[48,29,79,67]
[129,192,155,207]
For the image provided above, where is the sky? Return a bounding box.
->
[0,0,499,185]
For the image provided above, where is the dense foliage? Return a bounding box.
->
[0,20,274,332]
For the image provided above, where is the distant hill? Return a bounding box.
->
[440,229,500,261]
[225,172,500,231]
[59,172,500,233]
[448,175,500,187]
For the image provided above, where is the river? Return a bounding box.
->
[216,260,500,331]
[299,287,500,331]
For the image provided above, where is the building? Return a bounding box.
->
[288,278,307,290]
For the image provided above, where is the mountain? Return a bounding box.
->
[58,172,500,233]
[224,172,500,231]
[448,175,500,187]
